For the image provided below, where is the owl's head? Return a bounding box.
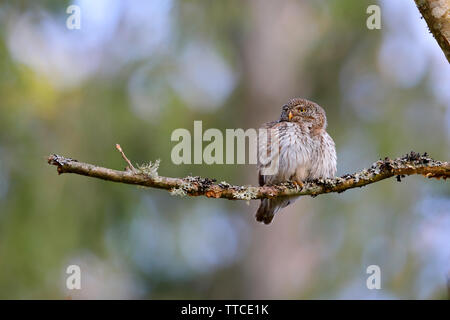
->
[280,98,327,130]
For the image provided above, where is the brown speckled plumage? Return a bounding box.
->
[256,98,337,224]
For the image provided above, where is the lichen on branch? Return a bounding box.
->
[47,150,449,201]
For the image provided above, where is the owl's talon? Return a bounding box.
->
[292,180,304,189]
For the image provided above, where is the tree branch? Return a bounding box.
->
[414,0,450,63]
[47,150,449,201]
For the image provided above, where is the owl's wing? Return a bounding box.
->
[256,121,309,224]
[258,170,265,186]
[309,131,337,179]
[257,121,279,186]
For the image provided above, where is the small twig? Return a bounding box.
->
[115,144,136,171]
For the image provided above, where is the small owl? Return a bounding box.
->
[256,98,337,224]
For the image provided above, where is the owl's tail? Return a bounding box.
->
[255,197,297,224]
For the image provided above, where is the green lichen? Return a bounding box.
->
[169,178,198,197]
[233,188,257,200]
[138,159,160,178]
[219,181,231,188]
[170,187,187,197]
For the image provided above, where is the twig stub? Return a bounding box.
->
[115,144,136,171]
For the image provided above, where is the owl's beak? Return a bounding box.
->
[288,111,293,121]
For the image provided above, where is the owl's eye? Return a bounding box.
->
[298,107,306,113]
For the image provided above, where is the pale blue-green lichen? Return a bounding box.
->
[138,159,160,178]
[233,188,257,200]
[169,178,197,197]
[170,187,187,197]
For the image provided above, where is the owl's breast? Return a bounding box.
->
[258,121,336,184]
[273,122,315,183]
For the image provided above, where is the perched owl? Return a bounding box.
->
[256,98,337,224]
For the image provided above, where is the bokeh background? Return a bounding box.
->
[0,0,449,299]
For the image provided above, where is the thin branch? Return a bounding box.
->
[47,150,449,201]
[414,0,450,63]
[115,144,136,171]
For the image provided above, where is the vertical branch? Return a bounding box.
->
[414,0,450,63]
